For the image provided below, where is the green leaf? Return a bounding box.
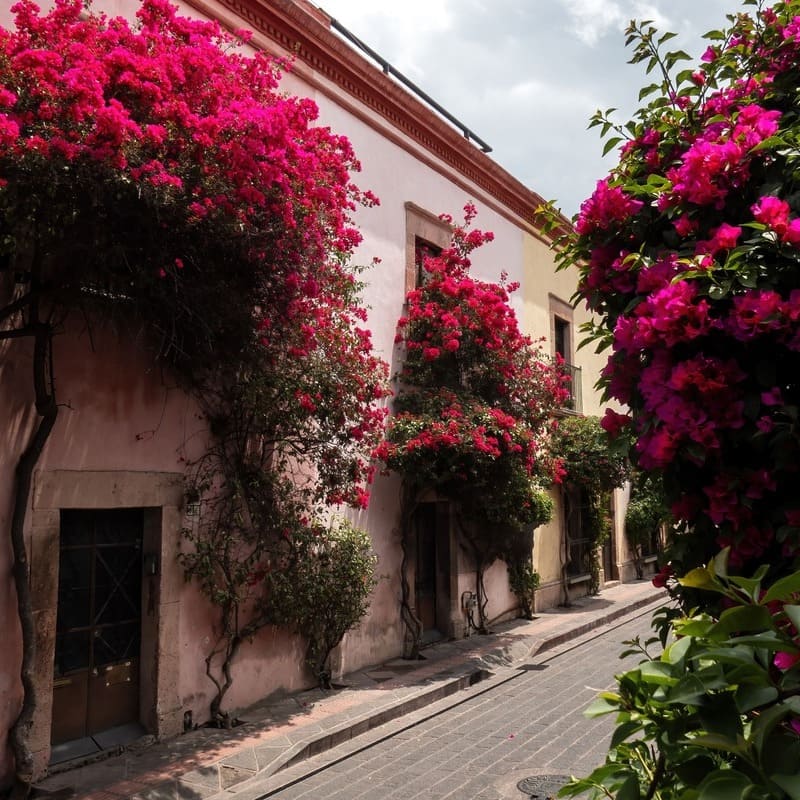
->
[666,674,708,705]
[617,773,641,800]
[712,604,773,636]
[784,605,800,631]
[680,567,717,590]
[728,632,791,650]
[773,773,800,800]
[676,617,715,637]
[734,683,779,713]
[699,694,744,741]
[762,573,800,603]
[610,719,643,748]
[603,136,624,156]
[584,696,620,717]
[639,660,677,686]
[712,548,730,578]
[664,633,692,665]
[638,83,660,101]
[727,574,766,602]
[691,733,747,753]
[674,755,718,786]
[751,701,794,758]
[698,771,751,800]
[708,282,731,300]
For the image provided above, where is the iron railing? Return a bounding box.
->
[327,17,492,153]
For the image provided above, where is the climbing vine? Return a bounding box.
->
[375,206,568,649]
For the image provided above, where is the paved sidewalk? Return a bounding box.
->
[36,581,665,800]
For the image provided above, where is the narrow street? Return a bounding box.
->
[236,609,656,800]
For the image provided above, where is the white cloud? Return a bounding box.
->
[318,0,456,79]
[563,0,627,46]
[562,0,672,46]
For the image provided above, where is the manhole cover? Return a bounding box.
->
[517,774,570,798]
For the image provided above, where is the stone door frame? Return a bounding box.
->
[28,470,184,778]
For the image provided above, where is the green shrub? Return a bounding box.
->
[266,519,378,688]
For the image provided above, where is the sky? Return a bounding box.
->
[315,0,736,219]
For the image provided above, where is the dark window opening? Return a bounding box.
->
[415,237,441,287]
[553,317,582,413]
[554,317,569,360]
[565,488,593,578]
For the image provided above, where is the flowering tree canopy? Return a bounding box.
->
[551,2,800,580]
[376,205,569,531]
[1,0,388,781]
[1,0,387,503]
[376,206,567,638]
[546,6,800,796]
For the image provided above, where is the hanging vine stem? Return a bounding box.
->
[398,485,422,659]
[454,512,489,634]
[7,273,58,799]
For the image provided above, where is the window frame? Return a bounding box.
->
[405,202,451,292]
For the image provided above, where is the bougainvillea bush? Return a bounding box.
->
[378,206,569,517]
[375,206,569,634]
[551,2,800,587]
[543,3,800,796]
[0,0,388,784]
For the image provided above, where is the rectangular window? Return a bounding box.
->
[554,317,569,360]
[405,202,451,293]
[549,296,582,413]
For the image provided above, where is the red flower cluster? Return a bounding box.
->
[377,208,568,528]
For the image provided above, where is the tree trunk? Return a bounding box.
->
[9,316,57,799]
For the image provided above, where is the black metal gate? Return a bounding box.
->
[52,508,143,748]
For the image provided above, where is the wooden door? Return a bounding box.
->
[415,504,438,634]
[415,501,451,638]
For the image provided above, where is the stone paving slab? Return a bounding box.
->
[35,581,664,800]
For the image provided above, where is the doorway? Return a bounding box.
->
[414,501,451,642]
[51,508,145,760]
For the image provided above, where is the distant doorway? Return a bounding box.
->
[414,501,451,642]
[51,509,145,760]
[564,487,592,580]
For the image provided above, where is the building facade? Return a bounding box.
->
[0,0,642,783]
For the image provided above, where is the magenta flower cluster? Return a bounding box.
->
[565,3,800,571]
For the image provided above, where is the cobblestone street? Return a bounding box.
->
[236,607,656,800]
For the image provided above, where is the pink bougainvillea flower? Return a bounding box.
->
[774,651,800,670]
[575,178,644,236]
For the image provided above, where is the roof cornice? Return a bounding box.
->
[186,0,573,240]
